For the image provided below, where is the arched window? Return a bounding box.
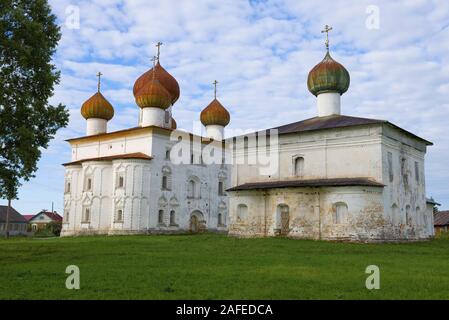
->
[116,209,123,222]
[333,202,348,224]
[65,181,71,194]
[118,175,124,188]
[158,210,164,225]
[392,204,399,224]
[218,181,224,196]
[294,157,304,177]
[237,204,248,222]
[162,167,172,190]
[405,205,411,224]
[218,213,223,226]
[82,207,90,223]
[64,210,69,223]
[170,210,176,226]
[187,178,200,198]
[85,177,92,191]
[416,206,421,225]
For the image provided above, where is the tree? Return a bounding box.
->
[0,0,69,238]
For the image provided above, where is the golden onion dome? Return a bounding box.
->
[135,78,172,110]
[133,62,180,105]
[307,51,350,96]
[200,99,230,127]
[81,92,114,121]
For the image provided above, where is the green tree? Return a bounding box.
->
[0,0,69,238]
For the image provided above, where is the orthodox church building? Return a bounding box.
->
[62,30,435,241]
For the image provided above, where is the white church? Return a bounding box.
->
[61,30,435,241]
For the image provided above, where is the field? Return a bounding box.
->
[1,234,449,300]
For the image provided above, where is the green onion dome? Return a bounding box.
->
[307,51,350,96]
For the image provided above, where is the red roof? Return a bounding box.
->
[44,211,63,222]
[22,215,35,221]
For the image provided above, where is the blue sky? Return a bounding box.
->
[3,0,449,214]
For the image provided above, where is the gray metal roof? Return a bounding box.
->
[0,205,27,223]
[227,177,384,191]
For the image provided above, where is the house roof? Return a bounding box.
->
[227,177,384,192]
[22,215,35,221]
[63,152,153,166]
[30,211,63,222]
[270,115,432,145]
[434,211,449,227]
[0,205,27,223]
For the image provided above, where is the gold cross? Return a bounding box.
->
[96,72,103,92]
[156,41,163,61]
[321,25,333,51]
[213,80,218,99]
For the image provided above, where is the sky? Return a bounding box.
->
[3,0,449,214]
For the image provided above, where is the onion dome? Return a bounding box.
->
[307,51,350,96]
[81,92,114,120]
[171,118,177,129]
[200,99,230,126]
[133,62,180,105]
[135,78,172,110]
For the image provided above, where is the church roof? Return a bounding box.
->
[227,177,384,192]
[63,152,152,166]
[270,115,433,145]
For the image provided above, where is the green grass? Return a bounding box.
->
[1,234,449,300]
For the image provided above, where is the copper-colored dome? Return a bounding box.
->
[135,78,172,110]
[200,99,230,126]
[81,92,114,121]
[307,51,350,96]
[171,117,177,129]
[133,62,180,105]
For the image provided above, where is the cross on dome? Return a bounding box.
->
[96,72,103,92]
[321,25,333,51]
[156,41,163,61]
[213,80,218,99]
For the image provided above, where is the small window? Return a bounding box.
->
[334,202,348,224]
[387,152,393,182]
[218,181,224,196]
[170,210,176,225]
[165,111,170,123]
[165,149,171,160]
[118,175,124,188]
[158,210,164,225]
[65,181,71,194]
[294,157,304,177]
[116,209,123,222]
[85,177,92,191]
[405,205,411,224]
[401,157,408,187]
[237,204,248,222]
[64,210,69,223]
[415,161,419,182]
[162,176,168,190]
[218,213,223,226]
[188,180,196,198]
[82,208,90,223]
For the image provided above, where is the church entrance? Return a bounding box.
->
[277,204,290,236]
[190,211,205,233]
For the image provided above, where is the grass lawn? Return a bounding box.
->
[1,234,449,300]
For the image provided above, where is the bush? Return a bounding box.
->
[46,221,62,236]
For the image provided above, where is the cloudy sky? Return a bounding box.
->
[4,0,449,214]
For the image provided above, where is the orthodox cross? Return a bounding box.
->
[96,72,103,92]
[321,25,333,51]
[156,41,163,61]
[213,80,218,99]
